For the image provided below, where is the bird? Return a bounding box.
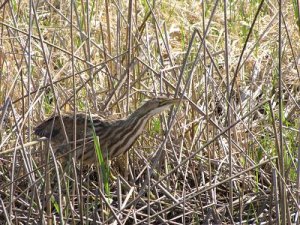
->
[34,98,182,164]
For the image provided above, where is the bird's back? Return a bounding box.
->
[35,113,110,163]
[35,113,101,142]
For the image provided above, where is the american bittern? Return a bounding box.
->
[34,98,181,164]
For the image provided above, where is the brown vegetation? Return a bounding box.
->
[0,0,299,224]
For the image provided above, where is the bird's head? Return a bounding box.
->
[131,97,182,118]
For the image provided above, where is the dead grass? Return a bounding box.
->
[0,0,300,224]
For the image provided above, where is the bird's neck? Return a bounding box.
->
[106,112,151,158]
[125,111,152,133]
[128,107,149,120]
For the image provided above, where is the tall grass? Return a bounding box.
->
[0,0,299,224]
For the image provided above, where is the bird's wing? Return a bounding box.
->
[34,115,62,138]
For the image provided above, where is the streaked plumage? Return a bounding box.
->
[34,98,181,164]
